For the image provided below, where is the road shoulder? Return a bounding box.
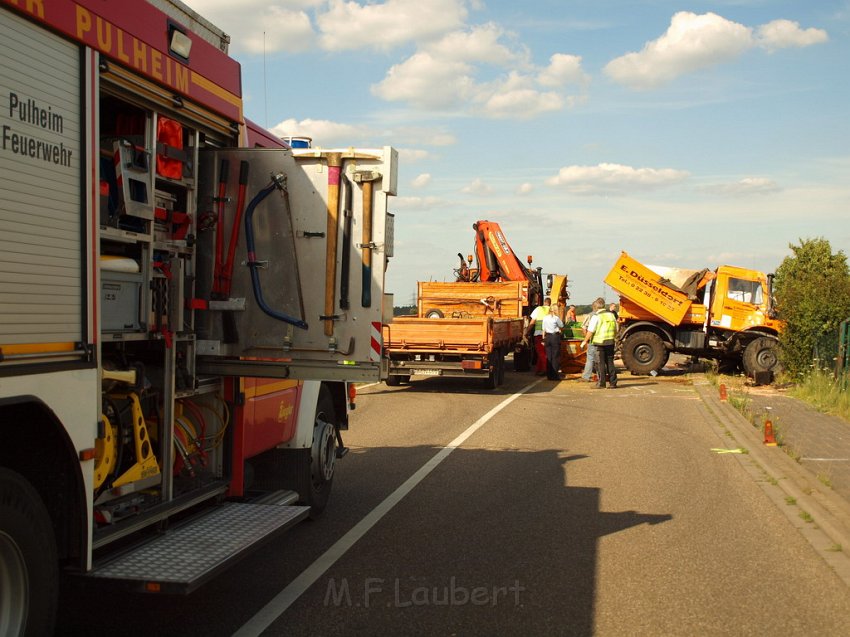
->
[694,380,850,586]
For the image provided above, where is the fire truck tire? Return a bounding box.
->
[283,388,336,518]
[0,468,57,637]
[385,375,401,386]
[621,331,666,375]
[743,336,781,376]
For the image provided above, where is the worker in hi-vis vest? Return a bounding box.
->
[581,297,618,389]
[527,296,551,375]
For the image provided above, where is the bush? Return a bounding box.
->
[773,238,850,377]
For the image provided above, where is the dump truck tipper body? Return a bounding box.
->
[604,252,782,378]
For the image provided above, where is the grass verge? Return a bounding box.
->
[788,369,850,423]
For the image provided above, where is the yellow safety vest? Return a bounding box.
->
[532,306,550,334]
[591,311,617,345]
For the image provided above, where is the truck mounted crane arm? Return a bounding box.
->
[471,220,530,283]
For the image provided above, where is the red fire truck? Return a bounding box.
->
[0,1,397,633]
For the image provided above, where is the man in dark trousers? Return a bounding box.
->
[581,298,618,388]
[541,303,564,380]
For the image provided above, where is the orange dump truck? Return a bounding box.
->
[383,281,531,387]
[604,252,783,378]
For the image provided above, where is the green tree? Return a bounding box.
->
[394,305,417,316]
[773,238,850,376]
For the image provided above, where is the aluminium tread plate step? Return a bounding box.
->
[86,501,310,593]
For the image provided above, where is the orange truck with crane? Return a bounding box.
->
[604,252,783,378]
[383,220,568,387]
[0,1,397,633]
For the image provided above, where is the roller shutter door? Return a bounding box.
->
[0,9,83,349]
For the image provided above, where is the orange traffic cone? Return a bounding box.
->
[763,419,778,446]
[719,384,728,402]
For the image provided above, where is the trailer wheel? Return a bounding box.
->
[0,468,57,637]
[513,346,531,372]
[483,352,503,389]
[743,337,781,376]
[424,308,444,319]
[621,332,667,375]
[497,350,506,385]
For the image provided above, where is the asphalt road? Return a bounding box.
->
[57,370,850,636]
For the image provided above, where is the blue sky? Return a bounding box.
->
[185,0,849,306]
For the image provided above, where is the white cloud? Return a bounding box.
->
[546,163,690,195]
[604,12,828,90]
[427,22,523,66]
[481,85,563,119]
[411,173,432,188]
[268,118,457,151]
[193,1,586,119]
[604,12,752,90]
[373,26,586,118]
[701,177,781,196]
[269,117,367,147]
[537,54,589,88]
[317,0,468,51]
[756,20,828,52]
[461,177,494,195]
[517,182,534,195]
[185,1,318,54]
[373,52,476,109]
[398,148,432,163]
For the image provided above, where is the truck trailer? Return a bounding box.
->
[384,280,529,387]
[0,1,397,633]
[604,252,782,378]
[383,221,568,387]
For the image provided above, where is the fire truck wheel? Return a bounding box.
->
[0,468,57,637]
[385,375,401,386]
[621,331,666,375]
[293,388,337,518]
[743,336,780,376]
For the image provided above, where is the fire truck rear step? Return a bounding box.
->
[85,501,309,593]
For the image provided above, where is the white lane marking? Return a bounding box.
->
[801,457,850,462]
[234,379,543,637]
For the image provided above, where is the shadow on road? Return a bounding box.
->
[274,445,673,637]
[57,445,673,637]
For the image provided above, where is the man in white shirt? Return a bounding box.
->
[541,304,564,380]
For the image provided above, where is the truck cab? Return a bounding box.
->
[708,265,780,333]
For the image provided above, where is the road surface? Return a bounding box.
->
[57,370,850,635]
